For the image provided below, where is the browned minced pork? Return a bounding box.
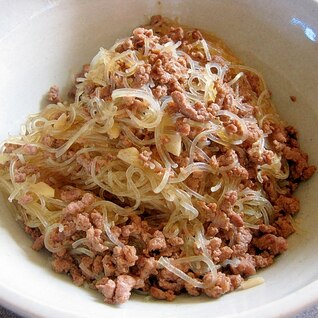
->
[32,235,44,251]
[47,85,61,103]
[96,275,136,304]
[16,15,316,306]
[203,272,231,298]
[150,287,176,301]
[147,230,167,252]
[253,234,288,255]
[171,91,211,122]
[273,215,295,238]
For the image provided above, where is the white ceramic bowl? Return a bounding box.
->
[1,1,318,317]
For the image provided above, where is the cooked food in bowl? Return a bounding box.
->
[0,15,315,304]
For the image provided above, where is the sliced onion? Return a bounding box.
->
[239,277,265,290]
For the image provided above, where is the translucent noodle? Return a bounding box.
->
[158,256,204,288]
[102,207,125,247]
[44,223,65,253]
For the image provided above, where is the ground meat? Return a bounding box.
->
[168,27,184,42]
[157,268,184,293]
[214,81,238,114]
[230,254,256,276]
[218,246,233,263]
[51,254,74,274]
[60,188,83,202]
[244,123,263,147]
[262,176,279,202]
[273,215,295,238]
[132,64,151,88]
[90,211,104,230]
[227,165,249,180]
[229,275,243,290]
[274,195,300,215]
[21,144,38,155]
[113,245,138,274]
[253,252,274,269]
[86,227,107,253]
[149,48,188,93]
[253,234,288,255]
[147,230,167,252]
[25,226,41,240]
[47,85,61,103]
[75,213,91,231]
[218,149,238,168]
[96,275,136,304]
[281,146,309,177]
[70,267,85,286]
[115,38,134,53]
[167,237,184,247]
[198,201,230,229]
[132,28,159,50]
[171,91,210,122]
[14,171,28,183]
[150,15,164,27]
[184,272,201,296]
[152,85,167,99]
[203,272,231,298]
[259,224,277,235]
[92,255,104,275]
[64,193,95,215]
[185,170,204,192]
[232,228,253,257]
[175,118,191,136]
[150,287,176,301]
[102,254,116,277]
[136,256,158,280]
[18,194,33,205]
[32,235,44,251]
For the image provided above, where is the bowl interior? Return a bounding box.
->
[0,1,318,317]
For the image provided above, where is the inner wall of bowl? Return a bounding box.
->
[0,0,318,317]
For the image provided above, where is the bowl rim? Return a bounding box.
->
[1,278,318,318]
